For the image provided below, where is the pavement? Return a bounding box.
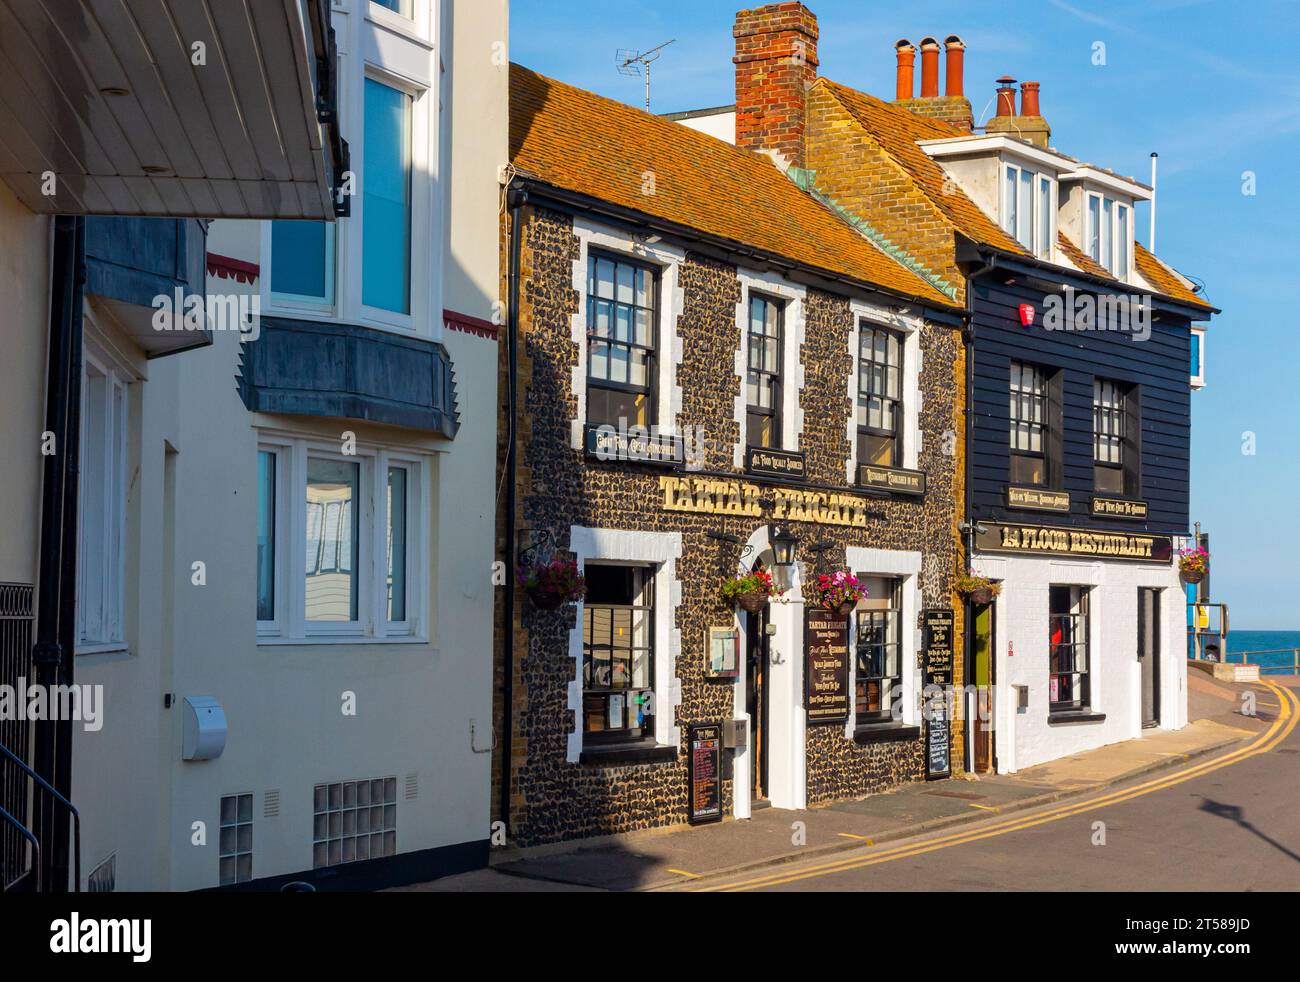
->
[408,671,1277,893]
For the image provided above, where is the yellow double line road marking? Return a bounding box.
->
[696,682,1298,892]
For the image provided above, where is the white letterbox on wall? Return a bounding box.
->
[182,696,228,761]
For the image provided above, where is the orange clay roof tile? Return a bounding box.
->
[509,64,956,309]
[818,78,1214,313]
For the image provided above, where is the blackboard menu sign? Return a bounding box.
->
[688,724,723,825]
[926,697,951,781]
[923,608,955,687]
[804,610,851,724]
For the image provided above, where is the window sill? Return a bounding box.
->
[257,635,430,648]
[1048,710,1107,726]
[75,642,130,657]
[853,722,921,744]
[579,742,677,768]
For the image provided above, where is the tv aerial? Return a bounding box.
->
[616,40,676,111]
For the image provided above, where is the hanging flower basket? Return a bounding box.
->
[816,571,867,620]
[517,557,586,611]
[722,569,783,614]
[955,571,1001,606]
[1179,547,1209,586]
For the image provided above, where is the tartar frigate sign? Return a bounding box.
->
[687,723,723,825]
[804,610,850,724]
[975,523,1173,563]
[922,608,955,688]
[659,476,879,529]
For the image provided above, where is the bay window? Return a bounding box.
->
[362,78,413,316]
[257,438,426,642]
[262,2,437,335]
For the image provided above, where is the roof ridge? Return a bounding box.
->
[818,77,964,140]
[787,166,960,301]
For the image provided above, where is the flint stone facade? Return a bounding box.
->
[495,204,964,847]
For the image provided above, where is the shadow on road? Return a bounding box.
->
[1199,798,1300,864]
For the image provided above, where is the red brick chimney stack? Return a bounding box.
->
[734,2,820,170]
[895,39,915,100]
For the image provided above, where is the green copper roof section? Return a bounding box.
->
[786,166,960,302]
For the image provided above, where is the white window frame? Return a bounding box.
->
[842,548,923,735]
[566,527,684,762]
[1002,162,1055,261]
[1190,326,1207,389]
[1087,191,1133,279]
[76,342,131,654]
[256,433,429,645]
[733,269,806,467]
[261,0,442,339]
[567,218,685,451]
[845,300,923,482]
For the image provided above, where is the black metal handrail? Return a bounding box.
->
[0,741,79,891]
[0,804,39,893]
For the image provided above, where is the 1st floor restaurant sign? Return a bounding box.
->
[975,522,1173,563]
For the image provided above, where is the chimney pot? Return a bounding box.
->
[943,35,965,97]
[895,39,915,101]
[995,75,1017,117]
[919,36,940,98]
[1020,80,1042,117]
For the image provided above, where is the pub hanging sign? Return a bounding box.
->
[975,522,1173,563]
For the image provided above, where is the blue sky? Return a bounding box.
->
[512,0,1300,629]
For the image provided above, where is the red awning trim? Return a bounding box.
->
[444,309,499,340]
[208,253,260,284]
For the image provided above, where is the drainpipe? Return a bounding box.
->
[499,186,528,840]
[32,214,85,892]
[961,250,996,774]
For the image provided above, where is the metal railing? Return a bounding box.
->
[1228,649,1300,676]
[0,583,33,890]
[0,740,80,892]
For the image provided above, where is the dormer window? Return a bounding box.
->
[1002,164,1054,260]
[1087,192,1131,278]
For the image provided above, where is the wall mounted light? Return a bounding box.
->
[770,525,799,567]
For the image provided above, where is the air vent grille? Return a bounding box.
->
[405,773,418,800]
[264,789,281,818]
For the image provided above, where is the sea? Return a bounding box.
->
[1225,631,1300,675]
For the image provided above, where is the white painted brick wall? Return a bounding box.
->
[974,553,1187,773]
